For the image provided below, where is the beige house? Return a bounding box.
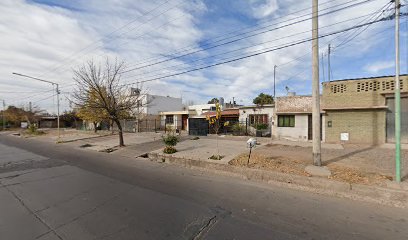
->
[322,75,408,145]
[272,96,325,142]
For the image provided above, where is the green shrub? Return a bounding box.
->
[254,123,268,130]
[163,146,177,154]
[231,123,245,135]
[162,134,179,146]
[209,154,224,160]
[28,124,37,133]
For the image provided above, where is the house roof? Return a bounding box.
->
[239,104,274,109]
[275,96,313,113]
[202,109,239,117]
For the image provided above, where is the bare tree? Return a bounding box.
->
[72,59,138,147]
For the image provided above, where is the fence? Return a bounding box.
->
[109,118,272,137]
[213,120,271,137]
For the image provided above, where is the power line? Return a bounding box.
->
[36,0,176,79]
[123,12,400,86]
[122,7,391,81]
[120,0,343,70]
[121,0,377,74]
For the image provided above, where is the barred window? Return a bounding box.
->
[278,115,295,127]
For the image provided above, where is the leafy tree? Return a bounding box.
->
[61,110,79,128]
[253,93,274,105]
[72,59,139,146]
[206,102,228,160]
[76,102,108,133]
[3,105,42,127]
[207,98,219,104]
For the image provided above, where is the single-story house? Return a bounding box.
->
[160,110,189,131]
[273,95,325,142]
[239,104,274,136]
[322,75,408,144]
[159,104,217,132]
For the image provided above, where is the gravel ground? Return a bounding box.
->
[230,143,408,186]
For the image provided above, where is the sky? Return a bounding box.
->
[0,0,406,114]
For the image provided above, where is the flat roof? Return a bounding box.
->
[159,111,189,115]
[322,74,408,84]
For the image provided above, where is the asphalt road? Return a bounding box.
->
[0,133,407,240]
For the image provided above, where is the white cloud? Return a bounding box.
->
[364,60,394,73]
[0,0,399,112]
[250,0,279,19]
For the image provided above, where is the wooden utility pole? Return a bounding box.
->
[312,0,322,166]
[394,0,401,182]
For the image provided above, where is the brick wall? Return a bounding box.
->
[325,110,386,145]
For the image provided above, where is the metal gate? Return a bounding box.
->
[386,97,408,143]
[188,118,208,136]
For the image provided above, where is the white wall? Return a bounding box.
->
[145,95,183,115]
[274,115,309,141]
[160,114,183,130]
[188,104,215,116]
[239,107,274,122]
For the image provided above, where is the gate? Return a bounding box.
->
[188,118,208,136]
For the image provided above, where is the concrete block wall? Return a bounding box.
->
[324,110,386,145]
[322,76,408,109]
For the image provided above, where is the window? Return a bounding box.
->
[165,115,174,124]
[278,115,295,127]
[249,114,268,125]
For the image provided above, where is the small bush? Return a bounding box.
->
[209,155,224,160]
[254,123,268,130]
[162,134,179,146]
[163,146,177,154]
[28,124,37,133]
[231,123,245,135]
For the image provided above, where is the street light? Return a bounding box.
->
[12,72,60,141]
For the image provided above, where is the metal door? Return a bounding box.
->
[386,97,408,143]
[188,118,209,136]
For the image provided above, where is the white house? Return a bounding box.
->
[159,104,217,131]
[142,94,184,116]
[273,95,325,142]
[239,104,274,136]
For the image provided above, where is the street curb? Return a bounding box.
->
[148,153,408,208]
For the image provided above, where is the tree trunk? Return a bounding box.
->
[93,122,98,133]
[114,119,124,147]
[110,120,114,135]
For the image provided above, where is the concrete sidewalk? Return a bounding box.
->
[150,136,253,164]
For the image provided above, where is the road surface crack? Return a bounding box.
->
[191,215,217,240]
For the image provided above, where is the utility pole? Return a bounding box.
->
[273,65,277,99]
[2,100,5,130]
[328,44,331,82]
[321,53,325,82]
[394,0,401,182]
[312,0,322,166]
[12,73,61,141]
